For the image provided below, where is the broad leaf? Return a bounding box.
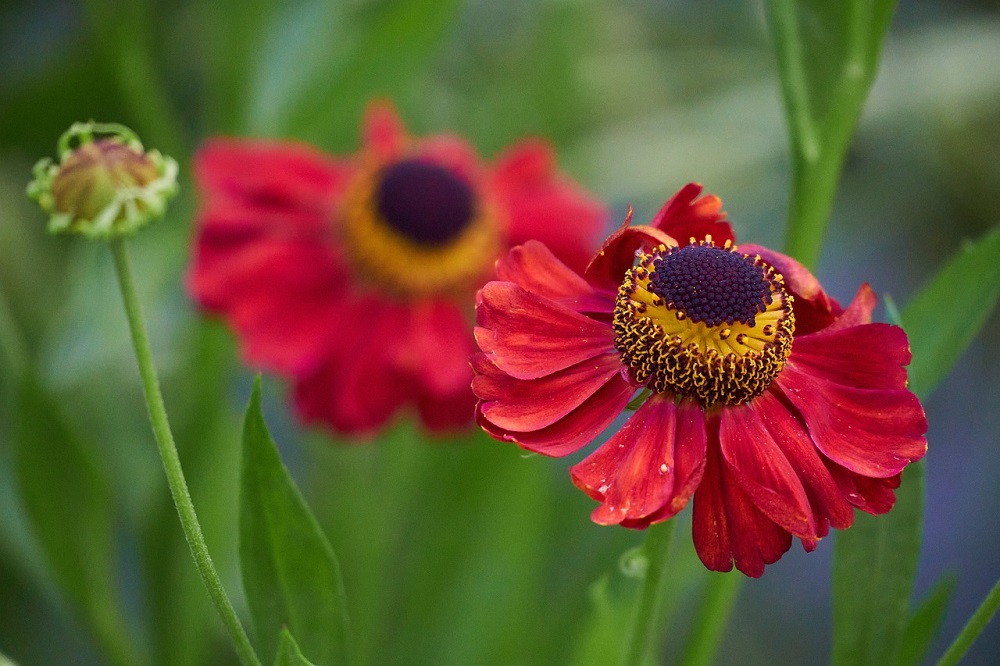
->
[832,461,924,666]
[274,628,318,666]
[12,375,139,665]
[901,224,1000,398]
[896,574,956,666]
[239,377,350,665]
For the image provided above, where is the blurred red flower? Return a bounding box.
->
[189,101,606,435]
[473,183,927,576]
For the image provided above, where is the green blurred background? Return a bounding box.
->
[1,0,998,664]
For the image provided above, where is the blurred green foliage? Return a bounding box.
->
[1,1,999,665]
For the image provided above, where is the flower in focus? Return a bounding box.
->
[27,121,178,239]
[189,101,606,435]
[472,183,927,577]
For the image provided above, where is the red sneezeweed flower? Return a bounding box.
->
[472,183,928,577]
[188,101,606,435]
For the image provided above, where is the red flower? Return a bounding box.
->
[472,183,927,577]
[188,101,606,435]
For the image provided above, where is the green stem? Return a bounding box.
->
[935,577,1000,666]
[621,519,677,666]
[680,573,742,666]
[109,239,262,666]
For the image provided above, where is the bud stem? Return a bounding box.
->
[109,239,262,666]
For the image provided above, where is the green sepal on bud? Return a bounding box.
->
[27,121,179,240]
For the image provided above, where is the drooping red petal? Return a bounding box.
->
[397,298,475,398]
[822,283,877,332]
[692,433,792,578]
[739,243,843,336]
[475,351,624,432]
[789,322,911,390]
[824,458,901,515]
[751,391,855,531]
[583,218,677,293]
[476,369,636,457]
[571,396,707,526]
[492,140,608,273]
[620,399,707,528]
[475,281,616,380]
[417,385,478,433]
[293,296,412,435]
[362,100,408,162]
[649,182,734,246]
[195,140,352,214]
[776,364,927,478]
[415,134,482,184]
[494,241,614,315]
[718,403,816,539]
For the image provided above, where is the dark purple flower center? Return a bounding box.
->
[647,244,772,328]
[375,159,474,246]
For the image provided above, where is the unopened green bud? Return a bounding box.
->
[27,122,178,239]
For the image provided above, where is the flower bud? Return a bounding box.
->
[27,122,178,239]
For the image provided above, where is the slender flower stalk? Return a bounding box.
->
[936,576,1000,666]
[110,239,262,666]
[621,520,676,666]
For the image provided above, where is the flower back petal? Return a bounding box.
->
[492,140,608,273]
[363,100,408,161]
[649,182,734,246]
[583,218,676,293]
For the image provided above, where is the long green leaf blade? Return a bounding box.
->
[274,628,318,666]
[12,375,139,666]
[897,574,956,666]
[239,377,350,665]
[832,461,924,666]
[900,224,1000,398]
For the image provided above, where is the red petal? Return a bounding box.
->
[571,396,707,526]
[790,323,911,390]
[718,403,816,539]
[776,364,927,478]
[825,459,901,515]
[475,281,616,380]
[363,100,407,162]
[692,435,792,577]
[620,399,707,527]
[476,370,635,457]
[494,241,614,315]
[823,283,877,332]
[397,298,474,397]
[415,135,482,183]
[293,297,412,435]
[739,244,842,336]
[476,351,624,431]
[751,392,854,531]
[195,140,351,213]
[492,140,607,274]
[417,385,477,432]
[584,218,676,293]
[649,183,734,246]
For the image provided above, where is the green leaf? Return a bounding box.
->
[12,374,140,666]
[239,377,350,665]
[900,224,1000,398]
[896,574,956,666]
[766,0,898,268]
[832,461,924,666]
[274,628,318,666]
[279,0,464,149]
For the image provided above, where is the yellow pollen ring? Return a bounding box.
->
[339,159,501,298]
[612,241,795,407]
